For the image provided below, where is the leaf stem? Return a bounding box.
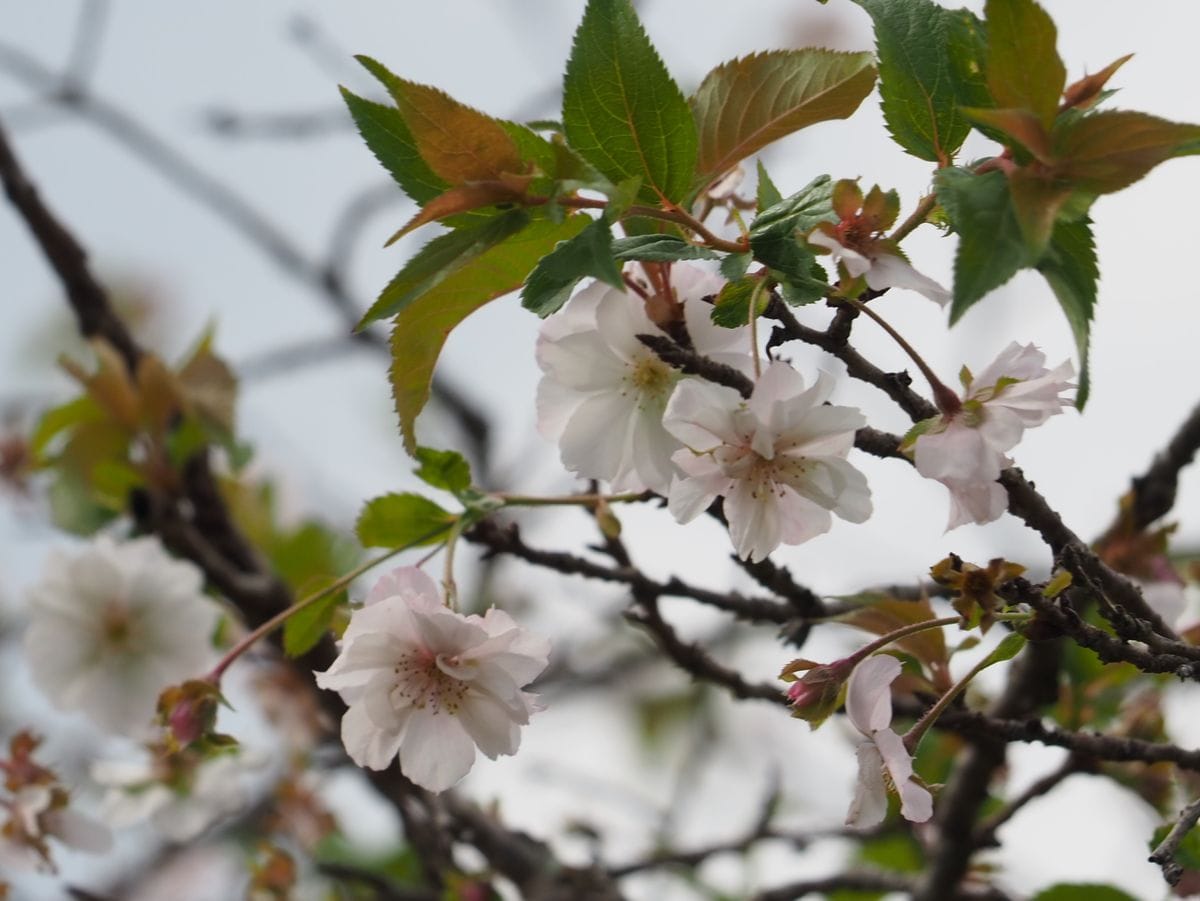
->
[888,194,937,243]
[495,491,649,507]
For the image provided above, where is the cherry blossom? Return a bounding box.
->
[315,567,550,792]
[24,535,221,736]
[809,230,950,307]
[845,655,932,828]
[536,264,752,493]
[662,361,871,561]
[910,342,1074,528]
[0,784,112,872]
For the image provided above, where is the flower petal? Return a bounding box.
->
[845,655,901,735]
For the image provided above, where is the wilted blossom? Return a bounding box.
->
[845,655,932,828]
[536,264,752,494]
[24,535,220,736]
[909,342,1074,528]
[808,180,950,307]
[315,567,550,792]
[663,361,871,562]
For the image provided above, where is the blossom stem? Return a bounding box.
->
[495,491,649,507]
[901,614,1033,753]
[748,279,767,379]
[850,616,961,665]
[442,516,466,611]
[207,524,452,681]
[888,194,937,244]
[838,295,961,416]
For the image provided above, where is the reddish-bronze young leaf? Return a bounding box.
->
[961,107,1052,162]
[384,175,536,245]
[356,55,523,186]
[390,215,589,452]
[1054,110,1200,195]
[1062,54,1133,111]
[1008,168,1073,259]
[689,49,875,184]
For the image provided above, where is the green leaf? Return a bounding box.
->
[391,215,590,451]
[357,56,523,185]
[749,175,834,241]
[1030,886,1137,901]
[1037,217,1097,408]
[711,279,763,328]
[521,216,623,317]
[976,631,1026,670]
[283,592,343,658]
[934,167,1030,322]
[356,492,457,548]
[690,50,876,181]
[359,211,531,330]
[413,447,472,494]
[562,0,697,204]
[30,395,102,460]
[756,160,782,210]
[611,235,720,262]
[340,87,446,205]
[984,0,1064,129]
[854,0,989,162]
[1054,110,1200,195]
[720,252,752,281]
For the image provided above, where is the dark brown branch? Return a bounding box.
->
[1149,795,1200,887]
[637,333,755,398]
[1126,402,1200,531]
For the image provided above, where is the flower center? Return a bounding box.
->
[713,445,810,501]
[100,599,137,649]
[623,354,676,408]
[391,649,470,716]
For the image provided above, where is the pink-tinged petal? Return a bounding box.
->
[366,566,441,608]
[846,655,901,735]
[747,361,809,424]
[536,330,628,390]
[559,390,637,483]
[971,342,1046,388]
[809,231,872,278]
[399,710,476,792]
[666,465,726,524]
[627,405,683,495]
[412,606,491,659]
[539,281,605,340]
[942,478,1008,530]
[913,421,1004,483]
[846,742,888,828]
[775,491,833,546]
[595,285,660,358]
[663,379,743,450]
[725,478,782,562]
[316,632,406,692]
[976,405,1025,455]
[459,689,526,758]
[864,254,950,307]
[341,703,405,771]
[669,263,725,305]
[364,675,413,730]
[874,728,933,823]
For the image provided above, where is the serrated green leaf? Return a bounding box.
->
[984,0,1064,129]
[690,50,875,181]
[414,447,472,494]
[359,211,530,330]
[756,160,782,210]
[777,260,831,306]
[357,56,523,186]
[855,0,989,163]
[1037,217,1096,408]
[1030,885,1137,901]
[562,0,697,204]
[720,252,752,281]
[751,233,827,302]
[521,216,623,317]
[611,235,720,262]
[283,592,343,658]
[1054,110,1200,195]
[391,215,589,451]
[711,279,761,328]
[934,167,1030,321]
[340,87,447,205]
[749,175,835,241]
[356,492,456,548]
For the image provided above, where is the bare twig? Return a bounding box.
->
[1149,795,1200,886]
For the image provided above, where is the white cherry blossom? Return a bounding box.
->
[663,361,871,562]
[24,535,220,736]
[0,784,111,872]
[845,655,933,828]
[808,230,950,307]
[911,343,1074,529]
[536,265,752,494]
[315,567,550,792]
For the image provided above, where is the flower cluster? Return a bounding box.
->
[24,535,220,737]
[316,567,550,792]
[908,342,1074,528]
